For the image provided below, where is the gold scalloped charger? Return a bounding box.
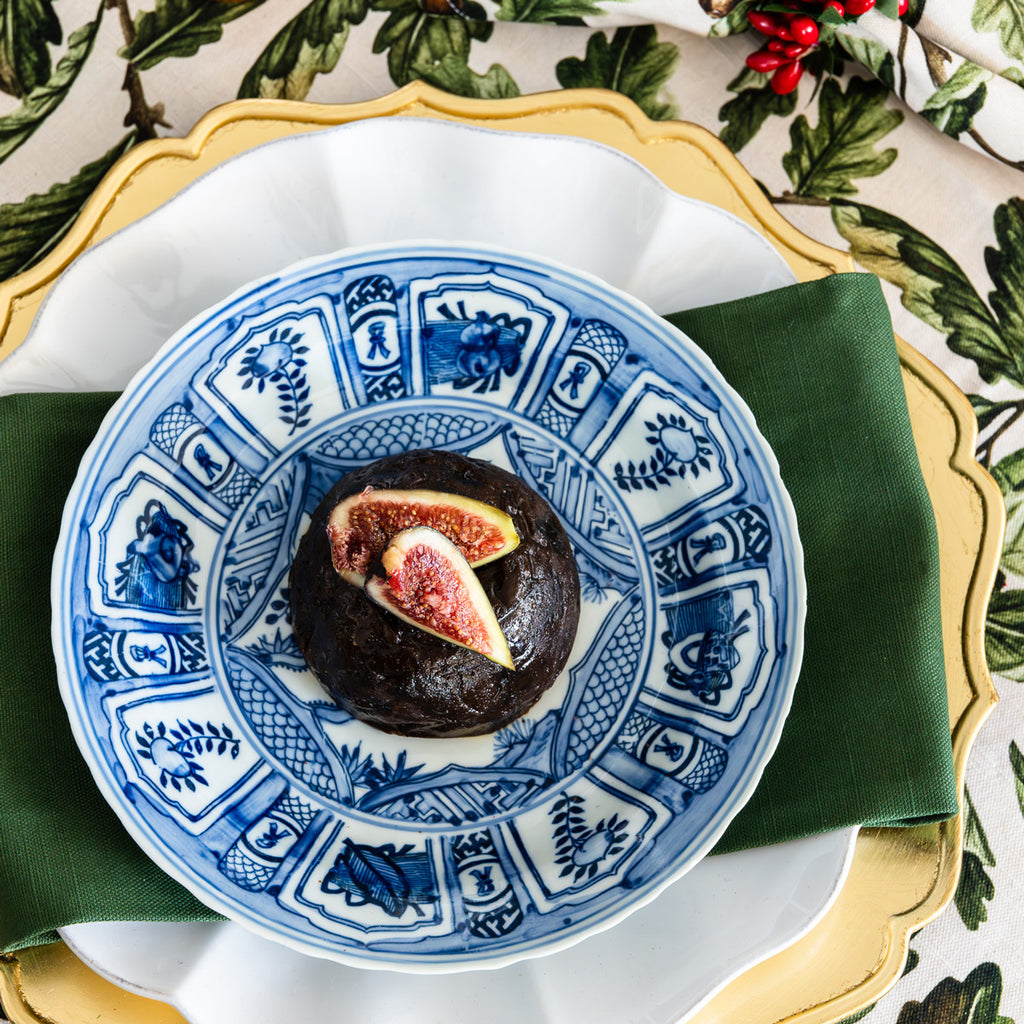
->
[0,85,1002,1024]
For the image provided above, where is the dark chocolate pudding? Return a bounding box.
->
[290,449,580,737]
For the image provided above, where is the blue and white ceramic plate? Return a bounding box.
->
[53,240,804,971]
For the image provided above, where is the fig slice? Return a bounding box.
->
[327,487,519,586]
[365,526,514,670]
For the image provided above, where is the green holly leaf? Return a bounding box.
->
[987,586,1024,680]
[831,200,1024,386]
[972,0,1024,66]
[372,0,491,86]
[0,0,61,97]
[707,0,757,35]
[903,0,926,26]
[556,26,679,121]
[495,0,612,21]
[783,76,902,198]
[416,52,519,98]
[970,393,1002,430]
[898,962,1013,1024]
[990,448,1024,577]
[0,4,103,166]
[239,0,367,100]
[984,198,1024,377]
[1010,740,1024,816]
[920,61,991,138]
[964,786,996,867]
[0,133,137,280]
[954,787,996,929]
[718,68,797,154]
[971,394,1024,433]
[121,0,266,72]
[835,29,896,90]
[955,852,996,930]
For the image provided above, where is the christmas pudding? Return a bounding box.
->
[290,449,580,737]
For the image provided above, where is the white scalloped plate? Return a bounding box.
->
[2,117,855,1021]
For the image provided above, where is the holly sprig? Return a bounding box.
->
[744,0,906,94]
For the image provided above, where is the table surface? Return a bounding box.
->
[1,1,1022,1020]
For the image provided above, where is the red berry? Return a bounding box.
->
[784,42,811,58]
[844,0,874,14]
[771,60,804,94]
[897,0,908,12]
[768,38,787,51]
[789,14,820,43]
[775,23,794,39]
[823,0,845,14]
[748,10,781,34]
[746,49,788,72]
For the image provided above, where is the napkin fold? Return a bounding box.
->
[0,272,958,952]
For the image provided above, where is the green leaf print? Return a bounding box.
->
[782,76,902,198]
[495,0,612,21]
[834,29,896,90]
[920,61,991,138]
[954,787,996,930]
[1010,740,1024,813]
[556,27,679,121]
[239,0,367,100]
[0,5,104,167]
[990,449,1024,575]
[896,962,1013,1024]
[708,0,757,36]
[121,0,266,72]
[987,587,1024,681]
[718,68,797,154]
[417,53,520,98]
[0,133,136,280]
[830,201,1024,387]
[0,0,61,97]
[1003,65,1024,85]
[372,0,491,87]
[985,199,1024,376]
[972,0,1024,67]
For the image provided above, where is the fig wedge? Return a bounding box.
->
[365,526,514,670]
[327,487,519,585]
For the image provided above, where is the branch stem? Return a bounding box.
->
[769,191,833,206]
[108,0,169,140]
[977,402,1024,467]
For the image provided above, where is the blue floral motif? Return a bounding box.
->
[613,411,714,493]
[134,718,239,792]
[237,325,311,435]
[243,628,306,670]
[550,793,629,882]
[424,305,528,393]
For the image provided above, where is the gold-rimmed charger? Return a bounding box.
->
[0,84,1002,1024]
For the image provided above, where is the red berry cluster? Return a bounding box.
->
[745,0,908,94]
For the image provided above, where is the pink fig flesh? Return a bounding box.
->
[327,487,519,586]
[364,527,514,669]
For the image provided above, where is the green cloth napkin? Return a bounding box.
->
[0,272,958,952]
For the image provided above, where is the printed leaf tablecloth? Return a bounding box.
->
[2,0,1024,1018]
